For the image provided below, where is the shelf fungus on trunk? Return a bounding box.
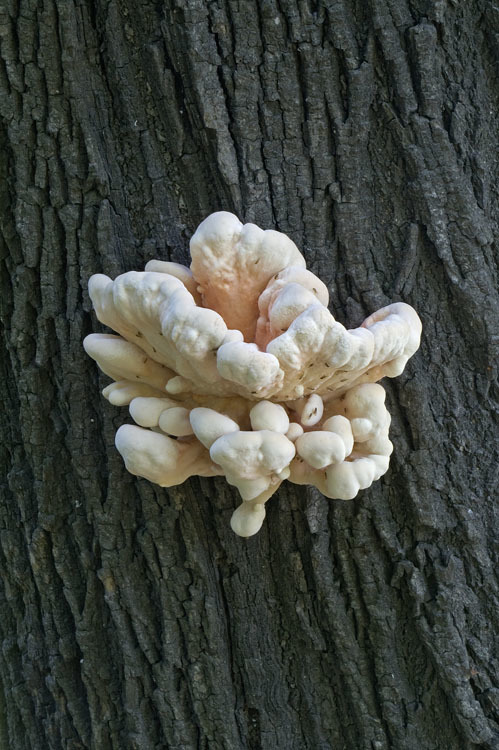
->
[84,212,422,537]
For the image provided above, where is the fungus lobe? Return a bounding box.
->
[84,212,421,536]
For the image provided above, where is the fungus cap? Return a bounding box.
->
[115,425,217,487]
[285,422,304,442]
[295,431,346,469]
[190,212,305,341]
[210,430,296,481]
[230,502,266,537]
[189,407,240,449]
[249,401,289,433]
[84,211,422,536]
[158,407,194,437]
[322,415,354,456]
[129,396,181,428]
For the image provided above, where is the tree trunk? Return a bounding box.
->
[1,1,498,748]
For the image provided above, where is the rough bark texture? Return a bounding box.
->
[1,1,498,748]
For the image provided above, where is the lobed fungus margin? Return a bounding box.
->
[84,212,422,536]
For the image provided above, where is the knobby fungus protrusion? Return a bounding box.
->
[84,211,422,537]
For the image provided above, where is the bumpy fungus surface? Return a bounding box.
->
[84,212,422,537]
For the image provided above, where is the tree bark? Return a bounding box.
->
[1,1,498,748]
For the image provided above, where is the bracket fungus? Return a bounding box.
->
[84,211,421,537]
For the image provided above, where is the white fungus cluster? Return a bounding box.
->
[84,212,422,537]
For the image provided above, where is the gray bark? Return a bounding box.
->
[1,1,498,748]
